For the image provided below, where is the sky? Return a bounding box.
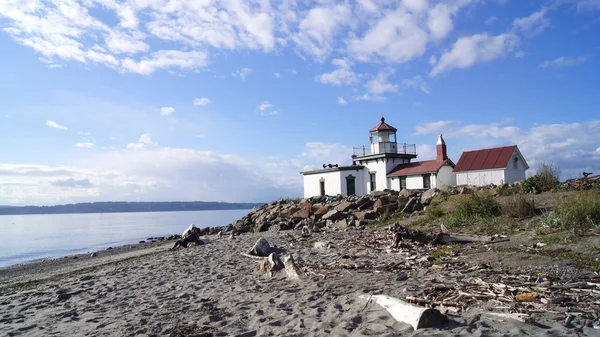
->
[0,0,599,206]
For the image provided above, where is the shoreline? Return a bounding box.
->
[1,227,598,336]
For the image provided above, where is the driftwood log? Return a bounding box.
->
[360,295,447,330]
[281,254,304,280]
[390,223,509,248]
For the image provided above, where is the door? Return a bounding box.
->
[319,180,325,196]
[346,176,356,195]
[423,174,431,189]
[370,173,377,191]
[400,176,407,190]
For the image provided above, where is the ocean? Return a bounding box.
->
[0,209,250,268]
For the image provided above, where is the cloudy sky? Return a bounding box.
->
[0,0,599,205]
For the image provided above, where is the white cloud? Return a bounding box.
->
[193,97,211,106]
[300,142,352,170]
[292,4,352,60]
[485,16,498,25]
[514,51,526,58]
[233,68,252,80]
[46,120,68,130]
[348,9,428,63]
[413,120,459,135]
[512,7,550,35]
[258,101,273,111]
[337,96,347,105]
[404,0,429,14]
[122,50,209,75]
[76,142,96,149]
[402,75,430,94]
[274,72,281,78]
[127,133,157,149]
[316,58,358,85]
[577,0,600,11]
[430,33,519,76]
[105,30,149,55]
[365,71,398,95]
[160,107,175,116]
[539,56,588,68]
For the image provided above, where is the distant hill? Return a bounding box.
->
[0,201,265,215]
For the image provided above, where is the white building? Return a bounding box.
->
[300,117,456,198]
[453,145,529,186]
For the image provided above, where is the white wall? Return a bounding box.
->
[436,165,457,188]
[406,175,428,189]
[456,169,505,186]
[362,157,409,191]
[502,150,527,183]
[303,168,366,198]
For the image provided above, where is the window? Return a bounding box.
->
[346,175,356,195]
[423,174,431,189]
[513,157,518,169]
[319,179,325,196]
[370,173,377,191]
[399,176,407,190]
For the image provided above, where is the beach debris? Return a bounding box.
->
[390,223,509,248]
[359,294,447,330]
[90,252,97,257]
[217,230,223,239]
[281,254,304,280]
[249,237,271,257]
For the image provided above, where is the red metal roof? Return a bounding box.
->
[453,145,517,172]
[387,159,449,176]
[370,117,397,132]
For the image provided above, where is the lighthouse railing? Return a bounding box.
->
[353,143,416,156]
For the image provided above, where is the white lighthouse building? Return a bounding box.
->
[300,117,456,198]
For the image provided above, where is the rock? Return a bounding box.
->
[358,199,374,211]
[249,237,271,257]
[335,200,355,212]
[355,195,371,208]
[370,190,387,197]
[373,197,389,208]
[399,189,413,198]
[397,195,410,209]
[313,205,329,220]
[322,209,343,221]
[458,186,472,194]
[292,202,312,219]
[420,188,440,206]
[355,211,378,220]
[90,252,97,257]
[376,203,398,215]
[106,247,113,250]
[255,221,271,232]
[402,197,418,213]
[332,219,349,229]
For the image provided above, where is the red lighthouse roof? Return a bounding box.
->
[370,117,397,132]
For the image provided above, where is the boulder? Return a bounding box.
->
[322,209,343,221]
[332,219,349,229]
[355,195,371,208]
[457,186,472,194]
[399,189,413,198]
[376,203,398,215]
[292,202,312,219]
[358,199,374,211]
[355,211,379,220]
[336,200,355,212]
[255,221,271,232]
[420,188,440,206]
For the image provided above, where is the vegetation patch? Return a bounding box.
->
[549,190,600,236]
[521,163,561,194]
[503,194,536,218]
[446,193,502,228]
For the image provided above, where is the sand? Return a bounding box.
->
[1,228,598,337]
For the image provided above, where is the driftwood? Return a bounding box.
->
[360,295,447,330]
[390,223,508,248]
[281,254,304,280]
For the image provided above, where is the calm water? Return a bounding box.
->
[0,209,250,268]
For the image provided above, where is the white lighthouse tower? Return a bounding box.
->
[352,117,417,192]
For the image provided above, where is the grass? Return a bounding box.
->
[503,194,536,218]
[445,193,502,228]
[551,190,600,236]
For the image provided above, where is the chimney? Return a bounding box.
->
[436,134,447,161]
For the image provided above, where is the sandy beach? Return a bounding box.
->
[1,227,599,336]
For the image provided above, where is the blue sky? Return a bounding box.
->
[0,0,599,205]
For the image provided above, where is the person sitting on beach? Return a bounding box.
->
[171,224,202,249]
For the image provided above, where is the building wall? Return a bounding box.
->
[436,165,457,188]
[406,175,428,189]
[502,149,528,183]
[456,169,505,186]
[362,157,409,191]
[302,168,366,198]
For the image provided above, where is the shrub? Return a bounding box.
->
[535,163,561,192]
[425,203,445,219]
[446,194,502,227]
[553,190,600,236]
[504,195,536,218]
[521,163,561,194]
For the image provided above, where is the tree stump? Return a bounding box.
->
[281,254,304,280]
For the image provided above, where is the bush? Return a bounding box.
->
[425,203,445,219]
[552,190,600,236]
[446,194,502,227]
[504,195,536,218]
[521,163,561,193]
